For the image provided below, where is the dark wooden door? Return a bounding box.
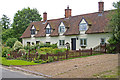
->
[71,38,76,50]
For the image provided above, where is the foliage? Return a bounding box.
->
[13,41,23,51]
[52,48,67,54]
[18,49,26,53]
[40,47,53,53]
[6,38,17,48]
[2,47,11,57]
[12,7,42,41]
[2,28,14,44]
[107,1,120,53]
[0,14,10,30]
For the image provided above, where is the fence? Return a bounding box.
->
[10,43,106,61]
[40,48,101,61]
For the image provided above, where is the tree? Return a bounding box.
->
[108,1,120,53]
[6,38,18,48]
[2,28,14,44]
[12,7,42,40]
[0,14,10,30]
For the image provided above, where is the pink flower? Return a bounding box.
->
[8,54,10,56]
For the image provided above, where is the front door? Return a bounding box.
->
[71,38,76,50]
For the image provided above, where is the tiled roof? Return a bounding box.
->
[20,10,112,38]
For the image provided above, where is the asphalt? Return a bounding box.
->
[0,67,44,78]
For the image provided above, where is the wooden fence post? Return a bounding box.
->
[79,49,81,57]
[66,50,68,59]
[104,43,107,53]
[46,53,49,60]
[90,48,92,55]
[57,53,59,61]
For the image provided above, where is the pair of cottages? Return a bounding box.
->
[21,1,112,50]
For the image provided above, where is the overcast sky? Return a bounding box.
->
[0,0,119,23]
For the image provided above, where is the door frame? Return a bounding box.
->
[71,38,76,50]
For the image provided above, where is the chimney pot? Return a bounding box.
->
[98,1,104,12]
[43,12,47,22]
[65,6,72,18]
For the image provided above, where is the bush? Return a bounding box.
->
[107,36,118,53]
[13,41,23,51]
[52,48,67,54]
[19,49,26,53]
[51,43,58,48]
[6,38,18,48]
[40,47,53,53]
[2,47,11,57]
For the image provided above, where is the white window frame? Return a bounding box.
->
[59,40,65,46]
[101,38,106,45]
[80,38,87,46]
[46,28,51,34]
[79,23,87,31]
[59,26,65,33]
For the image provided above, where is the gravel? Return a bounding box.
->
[21,54,118,78]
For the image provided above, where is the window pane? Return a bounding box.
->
[59,40,61,45]
[101,38,105,44]
[59,26,65,33]
[84,39,87,45]
[80,39,83,45]
[62,40,65,45]
[80,23,87,31]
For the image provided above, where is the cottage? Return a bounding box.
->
[21,1,112,50]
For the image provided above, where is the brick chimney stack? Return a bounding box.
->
[98,1,104,12]
[65,6,72,18]
[43,12,47,22]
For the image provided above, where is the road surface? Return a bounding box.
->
[0,67,44,78]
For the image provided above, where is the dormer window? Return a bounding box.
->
[59,26,65,33]
[30,25,36,35]
[46,28,51,34]
[59,22,66,33]
[79,23,87,31]
[45,23,51,34]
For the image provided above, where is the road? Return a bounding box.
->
[0,67,44,78]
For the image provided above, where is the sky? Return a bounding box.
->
[0,0,119,23]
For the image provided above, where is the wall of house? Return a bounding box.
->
[22,33,112,50]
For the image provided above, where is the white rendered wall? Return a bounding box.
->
[22,33,112,50]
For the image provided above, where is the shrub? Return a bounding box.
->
[51,43,58,48]
[19,49,26,53]
[52,48,67,54]
[2,47,11,57]
[6,38,18,48]
[13,41,23,51]
[40,47,53,53]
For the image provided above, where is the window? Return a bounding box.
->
[46,28,51,34]
[59,26,65,33]
[27,42,30,46]
[46,42,50,45]
[80,39,87,47]
[31,26,36,35]
[101,38,105,45]
[79,23,87,31]
[59,40,65,46]
[31,29,35,35]
[36,41,40,44]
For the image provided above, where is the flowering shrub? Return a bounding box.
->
[13,41,23,51]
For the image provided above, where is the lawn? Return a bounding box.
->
[0,57,39,66]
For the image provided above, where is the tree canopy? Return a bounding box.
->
[0,14,10,30]
[12,7,42,40]
[108,1,120,53]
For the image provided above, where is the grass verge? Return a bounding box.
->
[0,57,39,66]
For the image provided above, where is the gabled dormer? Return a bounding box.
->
[45,23,52,36]
[58,22,66,35]
[30,25,36,36]
[79,18,89,34]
